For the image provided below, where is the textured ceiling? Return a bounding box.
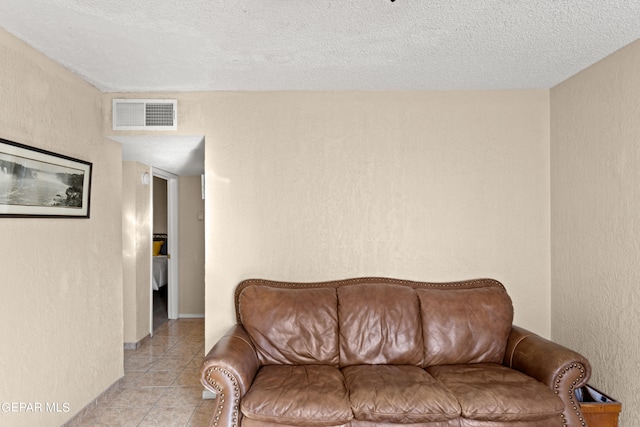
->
[3,1,639,176]
[1,0,639,92]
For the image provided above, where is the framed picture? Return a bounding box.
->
[0,138,92,218]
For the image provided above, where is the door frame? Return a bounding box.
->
[151,168,179,333]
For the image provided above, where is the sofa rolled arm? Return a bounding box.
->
[503,325,591,427]
[200,324,260,427]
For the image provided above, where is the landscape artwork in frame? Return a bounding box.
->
[0,138,92,218]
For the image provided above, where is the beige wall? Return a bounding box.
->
[198,91,551,350]
[551,40,640,424]
[104,90,552,352]
[122,162,137,342]
[179,175,205,316]
[122,161,152,344]
[0,28,123,426]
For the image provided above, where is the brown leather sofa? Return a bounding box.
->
[201,278,591,427]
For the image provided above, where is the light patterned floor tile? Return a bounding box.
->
[138,406,197,427]
[172,368,202,387]
[155,386,203,408]
[66,319,209,426]
[92,406,151,426]
[186,404,214,427]
[109,387,166,408]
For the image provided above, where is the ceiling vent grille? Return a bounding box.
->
[112,99,177,131]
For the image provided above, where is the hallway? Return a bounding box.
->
[66,319,212,426]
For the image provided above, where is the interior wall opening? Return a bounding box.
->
[152,175,169,331]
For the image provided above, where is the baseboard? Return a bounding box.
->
[179,313,205,318]
[123,333,151,350]
[62,377,124,426]
[202,389,216,400]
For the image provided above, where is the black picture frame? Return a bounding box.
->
[0,138,92,218]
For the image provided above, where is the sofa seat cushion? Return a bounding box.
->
[343,365,461,423]
[241,365,353,426]
[427,364,564,422]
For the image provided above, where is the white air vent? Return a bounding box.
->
[112,99,177,131]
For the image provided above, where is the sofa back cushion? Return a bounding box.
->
[416,286,513,366]
[338,283,424,367]
[238,285,339,366]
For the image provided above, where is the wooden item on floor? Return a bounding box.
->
[577,385,621,427]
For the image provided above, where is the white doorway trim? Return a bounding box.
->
[152,168,180,328]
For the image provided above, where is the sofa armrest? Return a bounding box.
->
[504,325,591,427]
[200,324,259,427]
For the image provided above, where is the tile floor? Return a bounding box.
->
[67,318,214,426]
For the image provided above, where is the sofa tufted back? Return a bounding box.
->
[338,283,424,367]
[238,284,340,366]
[416,286,513,365]
[236,278,513,368]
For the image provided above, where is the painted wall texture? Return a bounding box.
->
[179,175,205,316]
[194,91,552,350]
[103,90,552,352]
[122,161,152,344]
[0,28,123,426]
[551,39,640,425]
